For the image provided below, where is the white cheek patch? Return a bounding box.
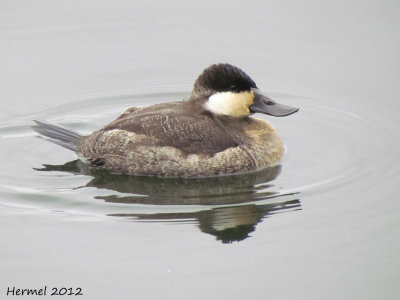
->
[206,91,254,117]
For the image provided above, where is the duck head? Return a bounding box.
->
[190,63,299,118]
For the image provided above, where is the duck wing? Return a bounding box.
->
[100,102,237,155]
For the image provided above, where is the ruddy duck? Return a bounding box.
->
[33,63,298,177]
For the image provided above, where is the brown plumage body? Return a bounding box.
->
[77,101,283,177]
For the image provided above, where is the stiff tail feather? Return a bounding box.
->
[32,120,82,152]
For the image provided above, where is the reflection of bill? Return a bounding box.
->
[198,202,300,243]
[36,160,301,243]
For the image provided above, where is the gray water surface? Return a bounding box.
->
[1,1,400,299]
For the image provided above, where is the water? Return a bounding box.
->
[1,1,400,299]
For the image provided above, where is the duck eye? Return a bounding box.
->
[229,85,238,92]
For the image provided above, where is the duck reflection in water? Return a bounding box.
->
[36,160,301,243]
